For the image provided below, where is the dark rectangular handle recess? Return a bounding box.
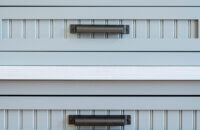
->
[70,24,129,34]
[69,115,131,126]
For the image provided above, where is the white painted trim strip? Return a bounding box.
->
[1,66,200,80]
[0,97,200,110]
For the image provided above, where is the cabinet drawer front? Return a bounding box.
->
[0,109,197,130]
[0,96,199,129]
[0,7,200,52]
[1,7,200,65]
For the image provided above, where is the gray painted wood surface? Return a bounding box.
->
[0,7,200,65]
[0,5,199,130]
[1,80,200,95]
[0,109,198,130]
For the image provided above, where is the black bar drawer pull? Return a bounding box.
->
[68,115,131,126]
[70,24,129,34]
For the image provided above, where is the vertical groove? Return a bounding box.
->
[179,110,182,130]
[34,20,37,39]
[23,19,26,39]
[36,20,40,39]
[161,20,164,39]
[147,20,150,39]
[47,110,52,130]
[174,20,178,39]
[134,20,136,38]
[50,19,53,39]
[4,110,8,129]
[18,110,23,129]
[63,110,66,130]
[150,110,153,130]
[64,19,67,39]
[136,110,139,130]
[195,20,198,39]
[33,110,37,129]
[9,19,12,39]
[194,110,197,130]
[165,110,168,130]
[188,20,192,38]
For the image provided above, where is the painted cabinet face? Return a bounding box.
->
[0,109,198,130]
[0,80,199,130]
[0,1,200,130]
[0,7,200,65]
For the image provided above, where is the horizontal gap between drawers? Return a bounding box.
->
[2,65,200,66]
[1,51,200,52]
[1,6,200,7]
[0,95,200,97]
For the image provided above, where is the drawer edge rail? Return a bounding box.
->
[1,39,200,51]
[0,96,200,110]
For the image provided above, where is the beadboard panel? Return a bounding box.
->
[2,19,198,40]
[1,81,200,95]
[0,109,199,130]
[1,18,199,52]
